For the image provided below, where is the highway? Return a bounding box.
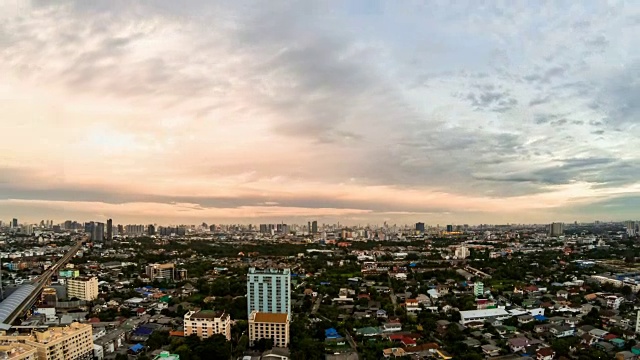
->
[1,240,83,326]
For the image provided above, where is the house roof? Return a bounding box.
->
[253,312,288,324]
[537,347,554,356]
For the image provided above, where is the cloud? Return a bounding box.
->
[1,1,640,223]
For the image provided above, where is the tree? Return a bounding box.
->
[253,337,274,352]
[146,331,170,350]
[195,334,231,360]
[115,354,129,360]
[621,285,632,297]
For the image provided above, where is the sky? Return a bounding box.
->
[1,0,639,225]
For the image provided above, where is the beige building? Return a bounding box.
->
[67,277,99,301]
[248,311,289,348]
[0,342,37,360]
[0,323,93,360]
[183,310,231,340]
[145,263,175,281]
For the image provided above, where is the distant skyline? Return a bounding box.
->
[1,1,640,225]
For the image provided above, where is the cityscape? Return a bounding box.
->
[0,218,639,360]
[2,1,640,360]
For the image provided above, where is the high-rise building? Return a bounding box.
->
[117,224,124,235]
[11,219,18,228]
[415,222,425,233]
[625,221,637,237]
[184,310,231,340]
[67,277,99,301]
[84,222,95,234]
[146,263,175,282]
[307,221,311,233]
[22,225,34,236]
[125,225,145,236]
[446,225,454,232]
[311,221,318,234]
[248,311,289,348]
[91,222,104,242]
[0,322,93,360]
[549,222,564,237]
[64,221,73,230]
[148,224,156,236]
[247,268,291,315]
[209,224,216,233]
[259,224,268,234]
[106,219,113,242]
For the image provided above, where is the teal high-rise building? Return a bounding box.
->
[247,268,291,315]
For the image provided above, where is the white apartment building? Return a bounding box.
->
[454,246,470,259]
[248,311,289,348]
[67,277,99,301]
[184,310,231,340]
[606,295,624,310]
[0,322,93,360]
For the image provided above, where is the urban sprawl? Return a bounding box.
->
[0,219,639,360]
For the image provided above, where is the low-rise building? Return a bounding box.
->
[0,322,93,360]
[248,311,290,348]
[67,277,99,301]
[459,309,510,325]
[0,342,37,360]
[146,263,175,282]
[184,310,231,340]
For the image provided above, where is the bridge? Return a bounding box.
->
[0,240,84,328]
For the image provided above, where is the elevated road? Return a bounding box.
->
[0,240,83,327]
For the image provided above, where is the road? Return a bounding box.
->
[311,294,322,314]
[387,277,397,306]
[344,330,359,359]
[2,240,83,325]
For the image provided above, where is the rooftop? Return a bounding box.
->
[248,268,290,275]
[187,310,227,320]
[252,312,288,324]
[0,342,36,359]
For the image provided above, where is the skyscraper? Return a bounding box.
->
[625,221,637,237]
[415,222,425,233]
[446,224,453,232]
[311,220,318,234]
[11,218,18,228]
[106,219,113,242]
[549,222,564,237]
[91,222,104,242]
[247,268,291,315]
[148,224,156,236]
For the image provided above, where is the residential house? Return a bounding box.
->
[536,347,555,360]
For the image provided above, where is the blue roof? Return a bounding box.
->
[144,286,153,289]
[129,344,144,352]
[533,315,548,321]
[133,327,154,336]
[0,285,37,324]
[325,328,340,338]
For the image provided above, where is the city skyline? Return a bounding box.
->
[2,1,640,224]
